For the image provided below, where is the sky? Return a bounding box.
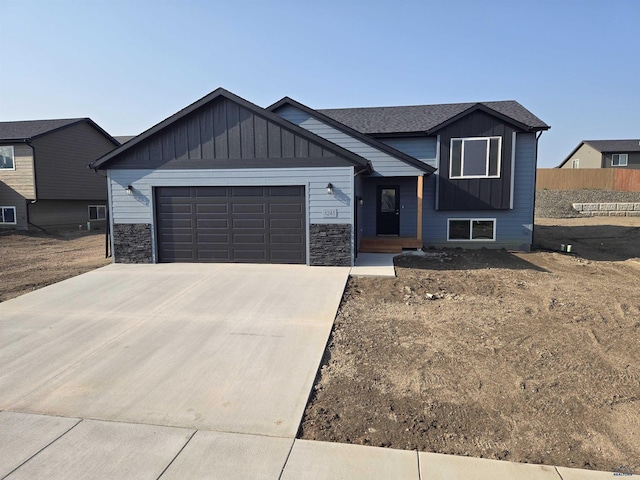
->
[1,0,638,167]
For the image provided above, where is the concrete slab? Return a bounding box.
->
[281,439,419,480]
[0,411,79,478]
[419,452,560,480]
[350,253,397,277]
[5,419,193,480]
[1,264,349,438]
[556,466,622,479]
[161,430,293,480]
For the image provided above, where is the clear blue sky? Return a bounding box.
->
[1,0,638,167]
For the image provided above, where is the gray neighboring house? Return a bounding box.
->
[91,88,549,266]
[0,118,120,230]
[558,140,640,169]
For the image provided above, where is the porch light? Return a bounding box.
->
[358,197,364,206]
[326,183,333,195]
[125,185,133,196]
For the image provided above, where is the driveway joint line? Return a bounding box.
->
[554,466,565,480]
[277,437,297,480]
[155,429,198,480]
[416,449,422,480]
[0,417,82,480]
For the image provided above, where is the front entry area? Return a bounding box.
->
[376,185,400,235]
[155,186,306,263]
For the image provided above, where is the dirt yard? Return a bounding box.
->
[300,216,640,473]
[0,230,110,302]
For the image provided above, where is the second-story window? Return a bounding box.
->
[611,154,628,166]
[0,146,15,170]
[450,137,501,179]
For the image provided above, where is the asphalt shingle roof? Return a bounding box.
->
[0,119,85,141]
[318,101,549,134]
[584,139,640,153]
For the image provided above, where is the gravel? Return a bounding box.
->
[535,189,640,218]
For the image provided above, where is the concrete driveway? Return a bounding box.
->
[0,263,349,438]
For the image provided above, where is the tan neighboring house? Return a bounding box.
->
[558,139,640,169]
[0,118,119,230]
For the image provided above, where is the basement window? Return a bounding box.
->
[0,146,15,170]
[450,137,501,179]
[611,154,628,166]
[448,218,496,241]
[0,206,16,224]
[88,205,106,221]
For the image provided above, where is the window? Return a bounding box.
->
[450,137,501,179]
[572,159,579,169]
[0,146,15,170]
[448,218,496,241]
[612,154,628,166]
[0,206,16,224]
[88,205,106,221]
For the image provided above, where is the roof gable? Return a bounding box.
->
[92,88,370,171]
[558,139,640,167]
[268,97,435,174]
[319,100,549,135]
[0,118,117,144]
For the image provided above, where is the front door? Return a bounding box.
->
[376,186,400,235]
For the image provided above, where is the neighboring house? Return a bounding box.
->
[91,88,549,266]
[558,140,640,169]
[0,118,119,230]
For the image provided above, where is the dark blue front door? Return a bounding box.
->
[376,186,400,235]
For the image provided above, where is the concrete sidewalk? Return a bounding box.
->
[0,411,621,479]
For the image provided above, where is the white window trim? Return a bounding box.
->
[572,159,580,169]
[447,218,497,242]
[0,206,17,224]
[612,153,628,166]
[88,205,107,221]
[0,145,16,171]
[449,136,502,179]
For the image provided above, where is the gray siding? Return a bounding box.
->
[108,167,354,264]
[378,137,438,169]
[276,104,425,177]
[31,122,114,200]
[28,200,107,229]
[603,152,640,169]
[109,98,347,170]
[421,132,537,250]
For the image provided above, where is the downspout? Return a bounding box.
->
[25,141,47,232]
[531,130,545,250]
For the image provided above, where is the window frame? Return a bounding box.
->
[447,218,497,242]
[611,153,628,167]
[572,159,579,169]
[0,206,17,224]
[0,145,15,170]
[449,136,502,179]
[88,205,107,221]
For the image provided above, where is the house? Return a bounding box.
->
[558,140,640,169]
[0,119,120,230]
[90,88,549,266]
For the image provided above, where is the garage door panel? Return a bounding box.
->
[156,186,305,264]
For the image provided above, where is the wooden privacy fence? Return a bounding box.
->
[536,168,640,192]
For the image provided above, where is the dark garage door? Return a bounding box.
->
[155,186,306,263]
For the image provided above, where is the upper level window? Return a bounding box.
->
[572,159,579,169]
[450,137,501,179]
[612,154,628,166]
[0,206,16,224]
[0,146,15,170]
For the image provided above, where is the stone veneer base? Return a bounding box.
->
[113,223,153,263]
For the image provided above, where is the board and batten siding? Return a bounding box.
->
[422,132,537,250]
[378,137,438,169]
[108,167,354,263]
[276,105,425,177]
